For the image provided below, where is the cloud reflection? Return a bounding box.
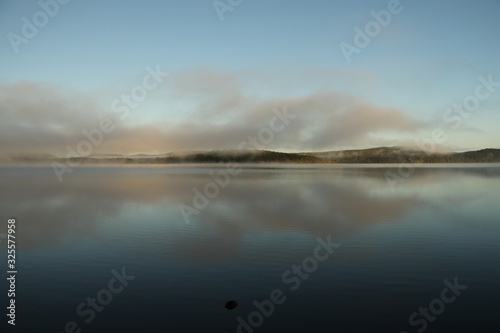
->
[2,165,499,262]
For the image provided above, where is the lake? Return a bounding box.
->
[1,164,500,332]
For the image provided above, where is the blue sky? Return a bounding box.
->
[1,0,499,155]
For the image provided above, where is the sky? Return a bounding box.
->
[0,0,499,156]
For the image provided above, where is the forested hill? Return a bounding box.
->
[308,147,500,163]
[5,147,500,164]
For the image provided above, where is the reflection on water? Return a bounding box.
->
[1,164,500,332]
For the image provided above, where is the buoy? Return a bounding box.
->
[225,300,238,310]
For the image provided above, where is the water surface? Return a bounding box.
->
[1,164,500,332]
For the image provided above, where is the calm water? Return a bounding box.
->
[1,164,500,332]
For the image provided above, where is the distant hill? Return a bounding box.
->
[308,147,500,163]
[154,150,322,164]
[451,149,500,163]
[4,147,500,164]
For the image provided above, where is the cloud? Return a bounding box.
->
[0,80,102,154]
[0,68,426,155]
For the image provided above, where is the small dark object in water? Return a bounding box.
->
[225,300,238,310]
